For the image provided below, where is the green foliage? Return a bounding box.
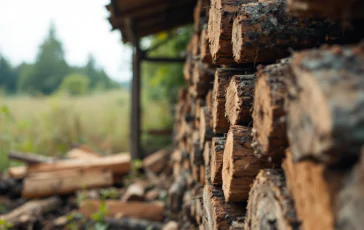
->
[0,219,13,230]
[0,56,18,94]
[58,74,90,96]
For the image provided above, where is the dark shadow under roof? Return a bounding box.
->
[106,0,196,43]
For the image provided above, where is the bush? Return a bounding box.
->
[58,74,90,96]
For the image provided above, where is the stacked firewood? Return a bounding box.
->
[169,0,364,229]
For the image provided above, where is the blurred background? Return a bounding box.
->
[0,0,193,170]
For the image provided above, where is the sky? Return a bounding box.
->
[0,0,132,82]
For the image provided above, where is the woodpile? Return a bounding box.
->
[167,0,364,229]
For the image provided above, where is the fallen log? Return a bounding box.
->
[286,0,364,19]
[232,0,362,63]
[22,168,114,198]
[8,151,55,164]
[208,0,258,64]
[222,126,269,202]
[244,169,300,230]
[27,153,130,175]
[143,148,171,174]
[0,196,61,226]
[252,61,289,163]
[199,107,213,149]
[210,137,226,185]
[225,74,255,126]
[203,185,245,230]
[286,45,364,164]
[213,68,254,133]
[79,200,165,222]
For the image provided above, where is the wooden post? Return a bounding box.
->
[131,21,142,159]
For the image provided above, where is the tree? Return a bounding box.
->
[58,73,90,96]
[0,55,18,94]
[84,54,114,90]
[19,23,69,94]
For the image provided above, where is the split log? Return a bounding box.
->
[225,74,255,126]
[79,200,165,222]
[169,175,187,213]
[194,0,209,32]
[192,164,201,181]
[252,61,289,162]
[143,148,171,174]
[203,185,245,230]
[210,137,226,185]
[286,45,364,164]
[191,142,203,166]
[27,153,130,175]
[199,165,205,185]
[0,197,61,226]
[286,0,364,19]
[7,166,27,179]
[244,169,300,230]
[232,0,362,63]
[206,90,213,111]
[184,55,194,83]
[199,107,213,149]
[200,25,212,64]
[203,141,212,167]
[191,62,215,97]
[222,126,270,202]
[22,168,113,198]
[121,180,148,202]
[192,33,201,57]
[208,0,258,64]
[213,68,254,133]
[66,147,101,159]
[8,151,54,164]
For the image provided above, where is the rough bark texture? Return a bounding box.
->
[203,141,212,167]
[200,25,212,64]
[210,137,226,185]
[225,74,256,126]
[208,0,258,64]
[244,169,300,230]
[287,0,364,19]
[252,61,289,163]
[213,68,254,133]
[191,62,215,97]
[222,126,270,202]
[232,0,362,63]
[203,185,246,230]
[286,45,364,164]
[199,107,213,149]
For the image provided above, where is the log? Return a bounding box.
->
[225,74,255,126]
[200,25,212,64]
[79,200,165,222]
[8,151,54,164]
[210,137,226,185]
[22,168,114,198]
[184,55,194,83]
[194,0,209,32]
[169,175,187,213]
[252,61,289,163]
[203,141,212,167]
[192,32,201,57]
[27,153,131,175]
[199,107,213,149]
[232,0,362,63]
[222,125,270,202]
[121,180,148,202]
[206,90,213,111]
[213,68,254,133]
[143,148,171,174]
[203,185,245,230]
[208,0,258,64]
[229,218,245,230]
[286,0,364,19]
[286,45,364,164]
[244,169,300,230]
[199,165,205,185]
[7,166,27,179]
[0,197,61,226]
[191,62,215,97]
[66,147,101,159]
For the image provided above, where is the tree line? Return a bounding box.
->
[0,24,119,96]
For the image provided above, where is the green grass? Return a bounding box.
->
[0,89,172,171]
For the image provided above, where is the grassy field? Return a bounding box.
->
[0,89,172,171]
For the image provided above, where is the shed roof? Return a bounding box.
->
[106,0,196,43]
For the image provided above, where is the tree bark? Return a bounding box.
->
[222,125,270,202]
[200,25,212,64]
[232,0,361,63]
[287,0,364,19]
[212,68,254,133]
[208,0,258,64]
[203,185,245,230]
[252,61,289,163]
[225,74,255,126]
[210,137,226,185]
[286,45,364,164]
[199,107,213,149]
[22,168,114,198]
[191,62,215,97]
[244,169,300,230]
